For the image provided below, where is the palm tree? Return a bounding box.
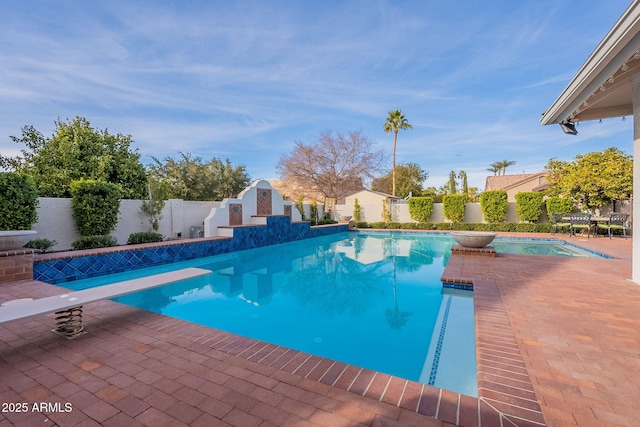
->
[384,109,413,196]
[497,159,516,175]
[486,162,501,176]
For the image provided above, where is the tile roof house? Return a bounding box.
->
[484,172,550,202]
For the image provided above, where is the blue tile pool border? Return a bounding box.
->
[34,217,349,284]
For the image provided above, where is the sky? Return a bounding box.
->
[0,0,635,192]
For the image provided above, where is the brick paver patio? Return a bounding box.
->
[0,232,637,426]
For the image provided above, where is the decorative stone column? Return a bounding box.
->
[632,74,640,283]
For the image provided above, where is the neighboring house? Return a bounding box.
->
[484,172,550,202]
[344,189,405,205]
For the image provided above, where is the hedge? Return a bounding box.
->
[70,180,121,236]
[515,192,545,223]
[355,221,553,233]
[443,194,467,223]
[127,231,164,245]
[545,197,574,216]
[480,190,508,223]
[407,197,434,222]
[72,235,118,250]
[0,172,39,230]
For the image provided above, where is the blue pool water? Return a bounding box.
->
[63,231,478,396]
[60,231,602,397]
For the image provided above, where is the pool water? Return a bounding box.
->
[60,231,601,397]
[63,231,478,396]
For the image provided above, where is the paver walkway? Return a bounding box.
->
[0,232,636,426]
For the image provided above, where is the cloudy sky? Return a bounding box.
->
[0,0,633,191]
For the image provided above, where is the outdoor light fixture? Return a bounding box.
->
[559,120,578,135]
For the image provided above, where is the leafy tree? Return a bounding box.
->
[545,147,632,210]
[276,130,384,200]
[383,110,413,196]
[371,162,428,198]
[1,117,147,198]
[148,153,250,201]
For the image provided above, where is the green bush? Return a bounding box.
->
[127,231,164,245]
[354,221,371,228]
[70,180,121,236]
[360,221,553,233]
[72,235,118,250]
[0,172,39,230]
[24,238,57,253]
[515,192,545,223]
[353,198,361,223]
[443,194,467,223]
[546,197,574,216]
[407,197,434,222]
[480,190,508,223]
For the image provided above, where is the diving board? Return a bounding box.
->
[0,267,211,338]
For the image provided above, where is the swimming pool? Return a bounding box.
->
[59,231,603,398]
[63,231,479,396]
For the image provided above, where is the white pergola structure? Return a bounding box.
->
[540,1,640,283]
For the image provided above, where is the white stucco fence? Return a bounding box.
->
[32,198,221,250]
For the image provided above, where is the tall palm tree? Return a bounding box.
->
[384,109,413,196]
[498,159,517,175]
[486,162,501,176]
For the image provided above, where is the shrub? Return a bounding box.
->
[127,231,164,245]
[310,200,318,225]
[295,195,306,220]
[70,180,121,236]
[360,221,553,233]
[24,238,57,253]
[443,194,467,223]
[354,221,371,228]
[515,192,545,223]
[353,198,361,223]
[407,197,434,222]
[0,172,39,230]
[480,190,508,223]
[381,199,392,222]
[72,235,118,250]
[546,197,574,216]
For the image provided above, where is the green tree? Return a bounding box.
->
[371,163,427,198]
[383,110,413,196]
[458,171,468,195]
[1,117,147,198]
[446,170,458,194]
[148,153,250,201]
[486,162,501,176]
[545,147,632,211]
[70,180,121,236]
[497,160,517,175]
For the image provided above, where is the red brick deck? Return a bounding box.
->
[0,232,636,426]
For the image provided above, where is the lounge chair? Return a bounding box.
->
[569,213,592,238]
[596,213,628,239]
[551,213,570,235]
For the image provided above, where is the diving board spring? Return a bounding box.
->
[52,306,85,339]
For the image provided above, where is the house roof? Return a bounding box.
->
[347,189,402,199]
[484,172,548,192]
[540,2,640,125]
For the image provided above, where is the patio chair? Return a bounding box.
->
[550,213,570,235]
[596,213,628,239]
[569,213,592,238]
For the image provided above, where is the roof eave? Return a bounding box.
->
[540,2,640,126]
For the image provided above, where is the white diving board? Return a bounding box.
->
[0,267,211,338]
